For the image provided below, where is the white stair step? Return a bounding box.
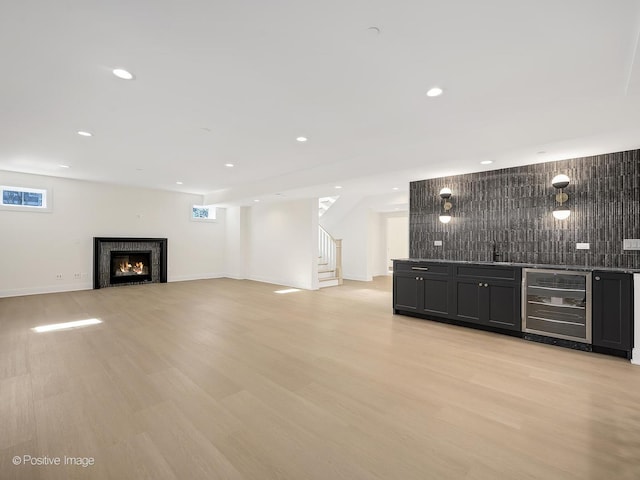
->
[319,270,336,280]
[319,278,339,288]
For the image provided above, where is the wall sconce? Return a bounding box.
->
[552,174,570,220]
[439,187,453,223]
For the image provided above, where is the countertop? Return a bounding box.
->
[393,258,640,274]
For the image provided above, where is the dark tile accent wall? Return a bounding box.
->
[410,149,640,268]
[94,237,168,288]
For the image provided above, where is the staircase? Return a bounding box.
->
[319,196,339,217]
[318,226,343,288]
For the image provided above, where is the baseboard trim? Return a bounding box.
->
[0,273,226,298]
[248,275,313,291]
[168,273,224,282]
[343,274,372,282]
[0,283,92,298]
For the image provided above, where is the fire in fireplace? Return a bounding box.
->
[110,251,152,284]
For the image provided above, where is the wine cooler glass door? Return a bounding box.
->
[522,269,591,343]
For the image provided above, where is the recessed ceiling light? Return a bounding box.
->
[254,199,260,202]
[426,87,443,97]
[334,185,343,189]
[176,181,183,185]
[480,160,493,165]
[296,136,308,142]
[392,187,399,191]
[77,131,92,137]
[225,163,234,168]
[58,164,70,168]
[113,68,134,80]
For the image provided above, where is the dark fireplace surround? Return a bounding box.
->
[93,237,167,289]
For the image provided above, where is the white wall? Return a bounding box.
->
[386,214,409,269]
[328,202,370,281]
[247,198,318,290]
[0,172,226,297]
[224,206,250,279]
[369,211,388,278]
[632,273,640,366]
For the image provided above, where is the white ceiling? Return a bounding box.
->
[2,1,640,208]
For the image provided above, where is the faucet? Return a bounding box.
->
[492,243,502,262]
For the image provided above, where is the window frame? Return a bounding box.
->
[0,185,52,212]
[190,204,217,222]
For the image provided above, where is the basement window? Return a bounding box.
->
[0,185,51,212]
[191,204,217,222]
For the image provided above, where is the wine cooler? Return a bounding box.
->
[522,269,592,343]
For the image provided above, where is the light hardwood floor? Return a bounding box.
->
[1,276,640,479]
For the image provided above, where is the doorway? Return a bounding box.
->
[386,215,409,273]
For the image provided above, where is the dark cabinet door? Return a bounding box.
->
[592,271,632,353]
[393,272,420,313]
[420,276,453,316]
[484,282,521,331]
[454,279,483,324]
[395,262,521,334]
[394,262,453,316]
[454,278,521,331]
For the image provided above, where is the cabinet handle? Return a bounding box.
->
[595,276,600,281]
[478,282,483,286]
[412,267,430,271]
[416,277,420,280]
[484,283,489,287]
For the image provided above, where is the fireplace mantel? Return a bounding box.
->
[93,237,167,289]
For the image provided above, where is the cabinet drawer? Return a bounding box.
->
[394,262,450,275]
[455,265,518,281]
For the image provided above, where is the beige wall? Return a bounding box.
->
[246,198,318,290]
[387,215,409,268]
[0,172,226,297]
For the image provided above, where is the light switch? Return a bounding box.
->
[576,243,590,250]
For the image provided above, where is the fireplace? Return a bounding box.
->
[94,237,167,289]
[110,251,152,284]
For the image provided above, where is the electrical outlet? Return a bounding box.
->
[576,243,590,250]
[623,239,640,250]
[434,240,443,246]
[74,273,81,280]
[55,273,63,280]
[81,273,89,279]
